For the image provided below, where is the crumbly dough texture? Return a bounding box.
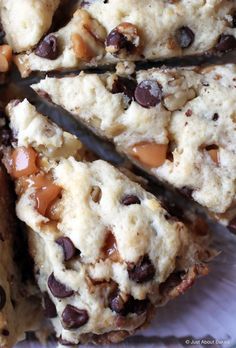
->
[32,64,236,225]
[0,165,41,348]
[0,0,60,52]
[5,100,212,345]
[16,0,236,76]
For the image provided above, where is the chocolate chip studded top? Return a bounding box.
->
[32,64,236,224]
[6,100,212,345]
[14,0,236,77]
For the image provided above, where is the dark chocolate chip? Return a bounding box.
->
[134,80,162,108]
[58,337,77,346]
[228,217,236,234]
[1,329,9,336]
[0,24,5,45]
[121,195,141,206]
[35,34,59,60]
[111,76,137,100]
[0,286,6,311]
[205,144,218,151]
[0,128,13,146]
[185,109,192,117]
[175,26,195,48]
[126,297,149,315]
[43,292,57,318]
[62,304,89,329]
[128,255,155,284]
[212,113,219,121]
[56,237,77,261]
[215,34,236,52]
[48,273,74,298]
[232,13,236,28]
[109,290,126,315]
[106,29,134,53]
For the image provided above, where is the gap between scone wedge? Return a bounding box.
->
[32,64,236,232]
[2,99,215,346]
[14,0,236,77]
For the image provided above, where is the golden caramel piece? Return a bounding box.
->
[0,45,13,62]
[207,149,219,164]
[31,174,61,216]
[11,147,38,178]
[0,53,9,72]
[0,45,12,72]
[131,142,168,168]
[102,231,120,262]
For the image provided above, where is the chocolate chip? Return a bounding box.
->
[212,113,219,121]
[205,144,218,151]
[109,289,148,316]
[62,305,89,329]
[105,29,134,54]
[58,337,77,346]
[0,24,5,45]
[215,34,236,52]
[228,217,236,234]
[35,34,59,60]
[0,128,13,146]
[1,329,9,336]
[43,292,57,318]
[109,290,126,315]
[185,109,192,117]
[121,195,141,206]
[134,80,162,108]
[232,13,236,28]
[128,255,155,284]
[111,76,137,100]
[126,297,149,315]
[56,237,77,261]
[175,26,195,48]
[0,286,6,310]
[48,273,74,298]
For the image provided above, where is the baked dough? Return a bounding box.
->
[32,64,236,229]
[0,0,60,52]
[3,99,213,345]
[15,0,236,76]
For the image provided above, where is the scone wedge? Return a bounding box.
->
[0,163,42,348]
[32,64,236,231]
[15,0,236,77]
[2,99,215,345]
[0,0,61,53]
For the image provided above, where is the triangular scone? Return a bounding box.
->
[32,64,236,231]
[3,99,213,345]
[15,0,236,77]
[0,164,42,348]
[0,0,60,53]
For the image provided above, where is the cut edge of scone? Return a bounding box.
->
[0,163,43,348]
[1,99,216,345]
[13,0,236,77]
[31,64,236,232]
